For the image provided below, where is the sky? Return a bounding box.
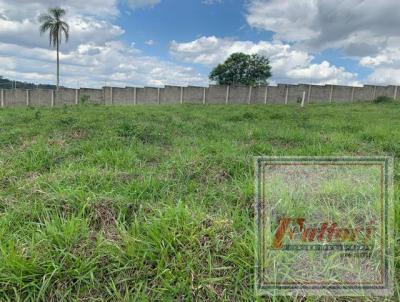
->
[1,0,400,88]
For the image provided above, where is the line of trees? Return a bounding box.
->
[0,76,58,90]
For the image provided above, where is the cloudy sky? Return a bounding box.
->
[0,0,399,88]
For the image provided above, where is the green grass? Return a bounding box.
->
[0,103,398,301]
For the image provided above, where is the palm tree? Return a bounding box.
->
[39,7,69,91]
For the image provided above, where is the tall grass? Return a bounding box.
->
[0,103,398,300]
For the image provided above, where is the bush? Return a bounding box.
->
[80,94,90,105]
[373,96,394,103]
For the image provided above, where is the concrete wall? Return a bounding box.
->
[229,85,249,104]
[354,85,374,102]
[184,86,205,104]
[137,87,160,104]
[267,85,286,104]
[251,85,268,104]
[207,85,228,104]
[375,85,395,99]
[55,88,77,106]
[287,84,309,104]
[1,84,399,108]
[30,89,53,106]
[162,86,181,104]
[309,85,331,103]
[113,87,134,105]
[4,89,27,106]
[332,85,353,103]
[80,88,104,104]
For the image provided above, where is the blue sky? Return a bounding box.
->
[1,0,399,87]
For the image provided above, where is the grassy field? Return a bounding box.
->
[0,103,398,301]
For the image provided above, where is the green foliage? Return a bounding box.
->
[209,52,272,86]
[79,94,90,105]
[373,95,395,103]
[39,7,69,47]
[0,104,398,300]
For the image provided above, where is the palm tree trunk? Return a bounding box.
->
[56,37,60,91]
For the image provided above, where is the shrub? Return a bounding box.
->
[373,96,394,103]
[80,94,90,105]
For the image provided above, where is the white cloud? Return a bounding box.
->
[0,0,207,87]
[245,0,400,85]
[246,0,319,42]
[145,39,156,46]
[246,0,400,56]
[358,38,400,85]
[0,41,206,88]
[0,0,119,19]
[170,36,358,85]
[125,0,161,9]
[0,16,124,51]
[365,68,400,85]
[287,61,360,85]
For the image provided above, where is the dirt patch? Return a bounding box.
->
[90,198,120,241]
[69,129,87,140]
[216,170,230,183]
[117,172,141,184]
[48,139,66,147]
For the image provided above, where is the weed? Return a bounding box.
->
[0,103,398,300]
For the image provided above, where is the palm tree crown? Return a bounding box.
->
[39,7,69,90]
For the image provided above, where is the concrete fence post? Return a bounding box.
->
[75,89,79,105]
[285,85,289,104]
[394,86,398,100]
[264,86,268,104]
[51,90,55,107]
[180,86,184,104]
[329,85,334,103]
[301,91,306,108]
[351,86,355,103]
[248,86,252,104]
[110,87,114,105]
[225,86,230,104]
[307,85,311,103]
[134,87,137,105]
[373,85,377,100]
[26,90,30,106]
[1,89,4,107]
[203,87,206,104]
[157,88,161,104]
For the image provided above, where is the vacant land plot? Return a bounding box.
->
[0,103,398,300]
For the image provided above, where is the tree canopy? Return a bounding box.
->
[209,52,272,86]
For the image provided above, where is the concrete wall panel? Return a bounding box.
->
[80,88,104,104]
[207,85,228,104]
[137,87,159,104]
[229,85,249,104]
[250,85,267,104]
[287,84,309,104]
[4,89,27,106]
[309,85,331,103]
[30,89,52,106]
[375,85,395,99]
[113,87,134,105]
[184,86,204,104]
[354,85,374,102]
[56,88,76,105]
[267,86,286,104]
[332,85,353,103]
[162,86,181,104]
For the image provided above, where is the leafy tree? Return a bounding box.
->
[209,52,272,86]
[39,7,70,91]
